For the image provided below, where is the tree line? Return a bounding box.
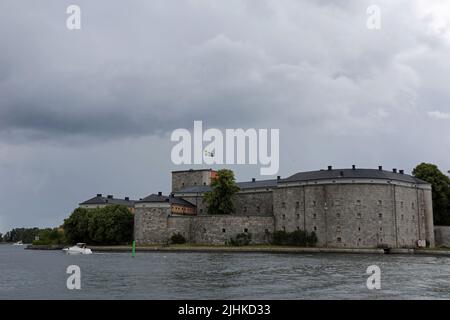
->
[1,205,134,245]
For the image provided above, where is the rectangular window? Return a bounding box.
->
[357,213,362,219]
[356,200,361,206]
[337,237,342,243]
[295,201,300,209]
[282,202,286,209]
[378,200,382,206]
[222,228,226,233]
[296,214,300,219]
[244,228,248,233]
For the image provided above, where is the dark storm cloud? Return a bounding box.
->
[1,0,450,232]
[2,0,448,143]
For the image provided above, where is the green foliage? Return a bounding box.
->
[170,233,186,244]
[63,205,134,245]
[203,169,240,214]
[32,228,66,245]
[62,208,92,243]
[2,227,41,243]
[272,230,318,247]
[413,163,450,225]
[228,233,252,246]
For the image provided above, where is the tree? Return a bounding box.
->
[413,163,450,225]
[2,228,41,243]
[0,233,3,242]
[203,169,240,214]
[63,205,134,245]
[63,208,92,243]
[33,228,66,245]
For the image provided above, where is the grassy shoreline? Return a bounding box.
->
[23,244,450,256]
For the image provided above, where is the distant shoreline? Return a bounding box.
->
[23,244,450,256]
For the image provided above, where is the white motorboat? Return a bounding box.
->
[62,243,92,255]
[12,241,23,246]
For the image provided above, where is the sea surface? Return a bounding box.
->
[0,244,449,299]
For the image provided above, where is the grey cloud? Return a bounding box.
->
[1,0,447,143]
[1,0,450,231]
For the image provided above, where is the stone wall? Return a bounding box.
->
[434,226,450,247]
[172,170,212,192]
[134,204,274,245]
[273,183,434,248]
[134,204,170,244]
[176,190,273,216]
[136,177,434,248]
[232,191,273,216]
[187,215,274,244]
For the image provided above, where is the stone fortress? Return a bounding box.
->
[81,166,435,248]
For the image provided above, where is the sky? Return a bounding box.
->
[1,0,450,233]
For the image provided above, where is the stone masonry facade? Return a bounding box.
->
[134,168,435,248]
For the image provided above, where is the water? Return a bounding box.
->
[0,245,449,299]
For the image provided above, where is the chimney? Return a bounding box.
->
[252,178,256,182]
[399,170,404,174]
[158,191,162,196]
[378,166,383,171]
[96,194,102,197]
[328,166,332,171]
[393,169,397,173]
[277,176,281,180]
[125,197,129,201]
[352,165,356,170]
[107,195,113,199]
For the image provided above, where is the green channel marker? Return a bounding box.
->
[132,240,136,257]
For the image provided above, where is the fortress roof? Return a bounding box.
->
[282,168,429,185]
[139,193,196,207]
[79,194,135,207]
